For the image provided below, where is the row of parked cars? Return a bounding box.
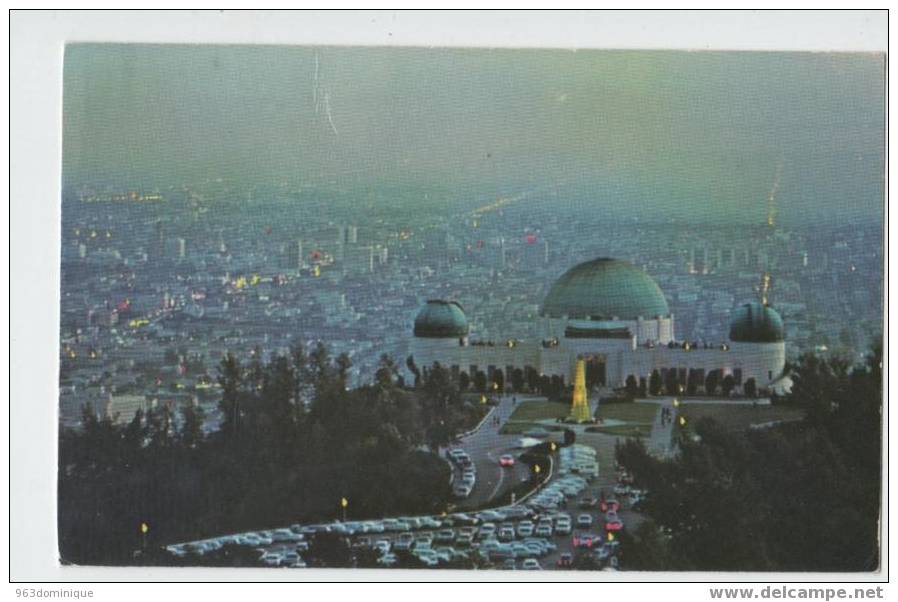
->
[167,527,312,567]
[352,523,559,568]
[448,448,476,498]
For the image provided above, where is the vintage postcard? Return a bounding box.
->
[56,42,884,573]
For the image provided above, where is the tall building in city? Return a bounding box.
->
[154,220,166,259]
[283,239,303,270]
[410,257,787,395]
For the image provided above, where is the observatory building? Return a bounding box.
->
[410,258,786,395]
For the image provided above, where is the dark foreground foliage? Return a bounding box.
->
[616,344,882,571]
[58,346,478,565]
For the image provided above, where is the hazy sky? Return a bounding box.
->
[63,45,884,223]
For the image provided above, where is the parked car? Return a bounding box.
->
[577,514,593,528]
[478,523,497,539]
[604,519,624,532]
[499,454,515,467]
[455,532,474,547]
[435,529,455,544]
[453,483,473,498]
[393,532,415,551]
[554,518,572,535]
[521,558,542,570]
[420,517,442,529]
[516,521,534,537]
[556,552,573,568]
[573,532,601,548]
[498,526,516,541]
[535,523,553,537]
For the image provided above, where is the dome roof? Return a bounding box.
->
[541,258,670,320]
[414,300,468,338]
[729,302,785,343]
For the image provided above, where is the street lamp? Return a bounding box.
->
[140,522,149,551]
[679,415,687,427]
[341,497,348,522]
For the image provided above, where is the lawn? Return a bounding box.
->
[596,402,659,424]
[506,400,570,422]
[678,404,805,432]
[586,424,653,438]
[499,422,567,435]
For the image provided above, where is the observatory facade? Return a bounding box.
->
[410,258,786,395]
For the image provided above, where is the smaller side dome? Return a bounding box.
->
[729,302,784,343]
[414,300,468,338]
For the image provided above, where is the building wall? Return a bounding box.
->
[410,337,542,379]
[411,336,786,390]
[544,315,674,345]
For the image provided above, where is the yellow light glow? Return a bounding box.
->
[140,522,149,534]
[679,416,686,427]
[341,497,349,508]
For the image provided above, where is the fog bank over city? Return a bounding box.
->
[63,46,884,225]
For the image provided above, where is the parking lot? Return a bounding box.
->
[168,441,647,570]
[166,395,660,570]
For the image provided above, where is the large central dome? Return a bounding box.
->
[541,258,670,320]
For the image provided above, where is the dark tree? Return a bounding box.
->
[525,366,540,392]
[664,369,679,396]
[457,371,470,392]
[625,374,638,399]
[614,344,882,572]
[405,355,421,387]
[511,368,525,393]
[179,403,205,449]
[649,370,662,396]
[473,370,487,393]
[493,369,505,393]
[687,370,702,395]
[705,370,720,396]
[721,374,736,397]
[217,352,243,438]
